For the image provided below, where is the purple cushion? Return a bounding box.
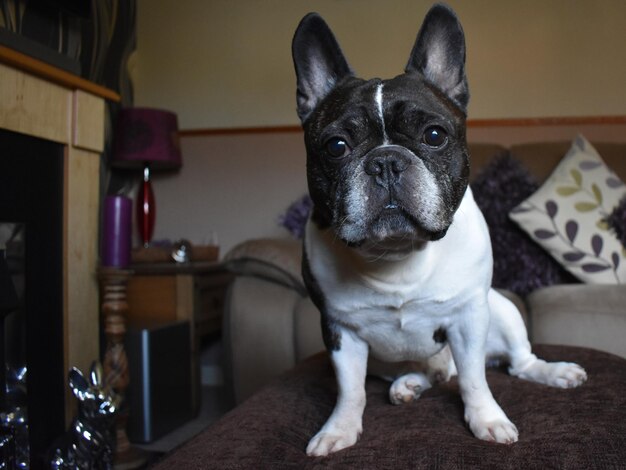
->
[471,153,577,296]
[606,195,626,249]
[279,194,312,239]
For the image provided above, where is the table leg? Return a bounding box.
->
[99,268,148,469]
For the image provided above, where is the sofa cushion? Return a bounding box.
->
[510,135,626,284]
[153,345,626,469]
[467,143,508,176]
[509,140,626,183]
[528,284,626,358]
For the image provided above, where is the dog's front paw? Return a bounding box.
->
[389,373,431,405]
[465,406,518,444]
[306,427,361,457]
[514,360,587,388]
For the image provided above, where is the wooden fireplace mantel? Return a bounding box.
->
[0,45,120,102]
[0,55,116,423]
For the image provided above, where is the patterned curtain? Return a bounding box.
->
[1,0,138,247]
[0,0,136,103]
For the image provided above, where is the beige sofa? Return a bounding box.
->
[223,141,626,404]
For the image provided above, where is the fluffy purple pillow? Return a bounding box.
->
[606,195,626,249]
[279,194,312,239]
[471,153,577,296]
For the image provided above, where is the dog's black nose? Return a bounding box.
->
[365,154,410,188]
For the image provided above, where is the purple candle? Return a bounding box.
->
[103,195,132,267]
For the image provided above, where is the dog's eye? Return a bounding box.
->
[423,126,448,148]
[325,137,351,158]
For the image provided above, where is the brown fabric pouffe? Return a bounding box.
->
[153,345,626,469]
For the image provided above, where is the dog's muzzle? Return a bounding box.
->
[364,151,411,207]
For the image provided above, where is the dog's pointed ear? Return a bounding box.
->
[292,13,353,122]
[406,4,469,112]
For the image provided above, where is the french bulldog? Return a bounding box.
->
[292,3,588,457]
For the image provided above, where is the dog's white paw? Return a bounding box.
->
[389,373,431,405]
[514,360,587,388]
[465,405,518,444]
[306,427,361,457]
[469,417,519,444]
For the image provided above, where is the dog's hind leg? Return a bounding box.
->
[486,289,587,388]
[369,348,455,405]
[367,358,432,404]
[388,373,432,405]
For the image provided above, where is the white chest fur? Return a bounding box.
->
[305,189,493,362]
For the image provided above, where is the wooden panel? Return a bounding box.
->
[126,275,178,325]
[0,60,106,424]
[0,45,120,102]
[175,275,194,322]
[126,274,196,327]
[194,272,233,337]
[467,122,626,146]
[65,147,101,379]
[178,116,626,138]
[469,115,626,127]
[0,62,70,144]
[73,90,105,152]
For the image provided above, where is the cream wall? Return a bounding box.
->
[134,0,626,130]
[150,131,307,253]
[134,0,626,254]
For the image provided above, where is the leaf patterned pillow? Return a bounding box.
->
[509,135,626,284]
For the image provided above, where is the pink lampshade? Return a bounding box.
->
[112,108,182,170]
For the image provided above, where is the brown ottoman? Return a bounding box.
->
[152,345,626,469]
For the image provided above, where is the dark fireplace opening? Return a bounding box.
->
[0,128,65,469]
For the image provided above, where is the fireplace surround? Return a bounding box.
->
[0,129,65,467]
[0,51,116,468]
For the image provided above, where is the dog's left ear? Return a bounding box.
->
[406,4,469,112]
[292,13,353,123]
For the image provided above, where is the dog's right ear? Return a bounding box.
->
[292,13,353,123]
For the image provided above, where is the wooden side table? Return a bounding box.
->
[124,261,233,413]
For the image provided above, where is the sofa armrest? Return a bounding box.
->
[223,238,310,403]
[224,238,305,293]
[528,284,626,358]
[224,276,304,403]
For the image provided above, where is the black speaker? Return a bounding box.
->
[125,321,194,443]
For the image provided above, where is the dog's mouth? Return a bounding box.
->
[378,205,448,238]
[340,204,449,255]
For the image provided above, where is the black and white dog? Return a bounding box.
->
[292,3,587,457]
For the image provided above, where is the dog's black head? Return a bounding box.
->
[292,4,470,255]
